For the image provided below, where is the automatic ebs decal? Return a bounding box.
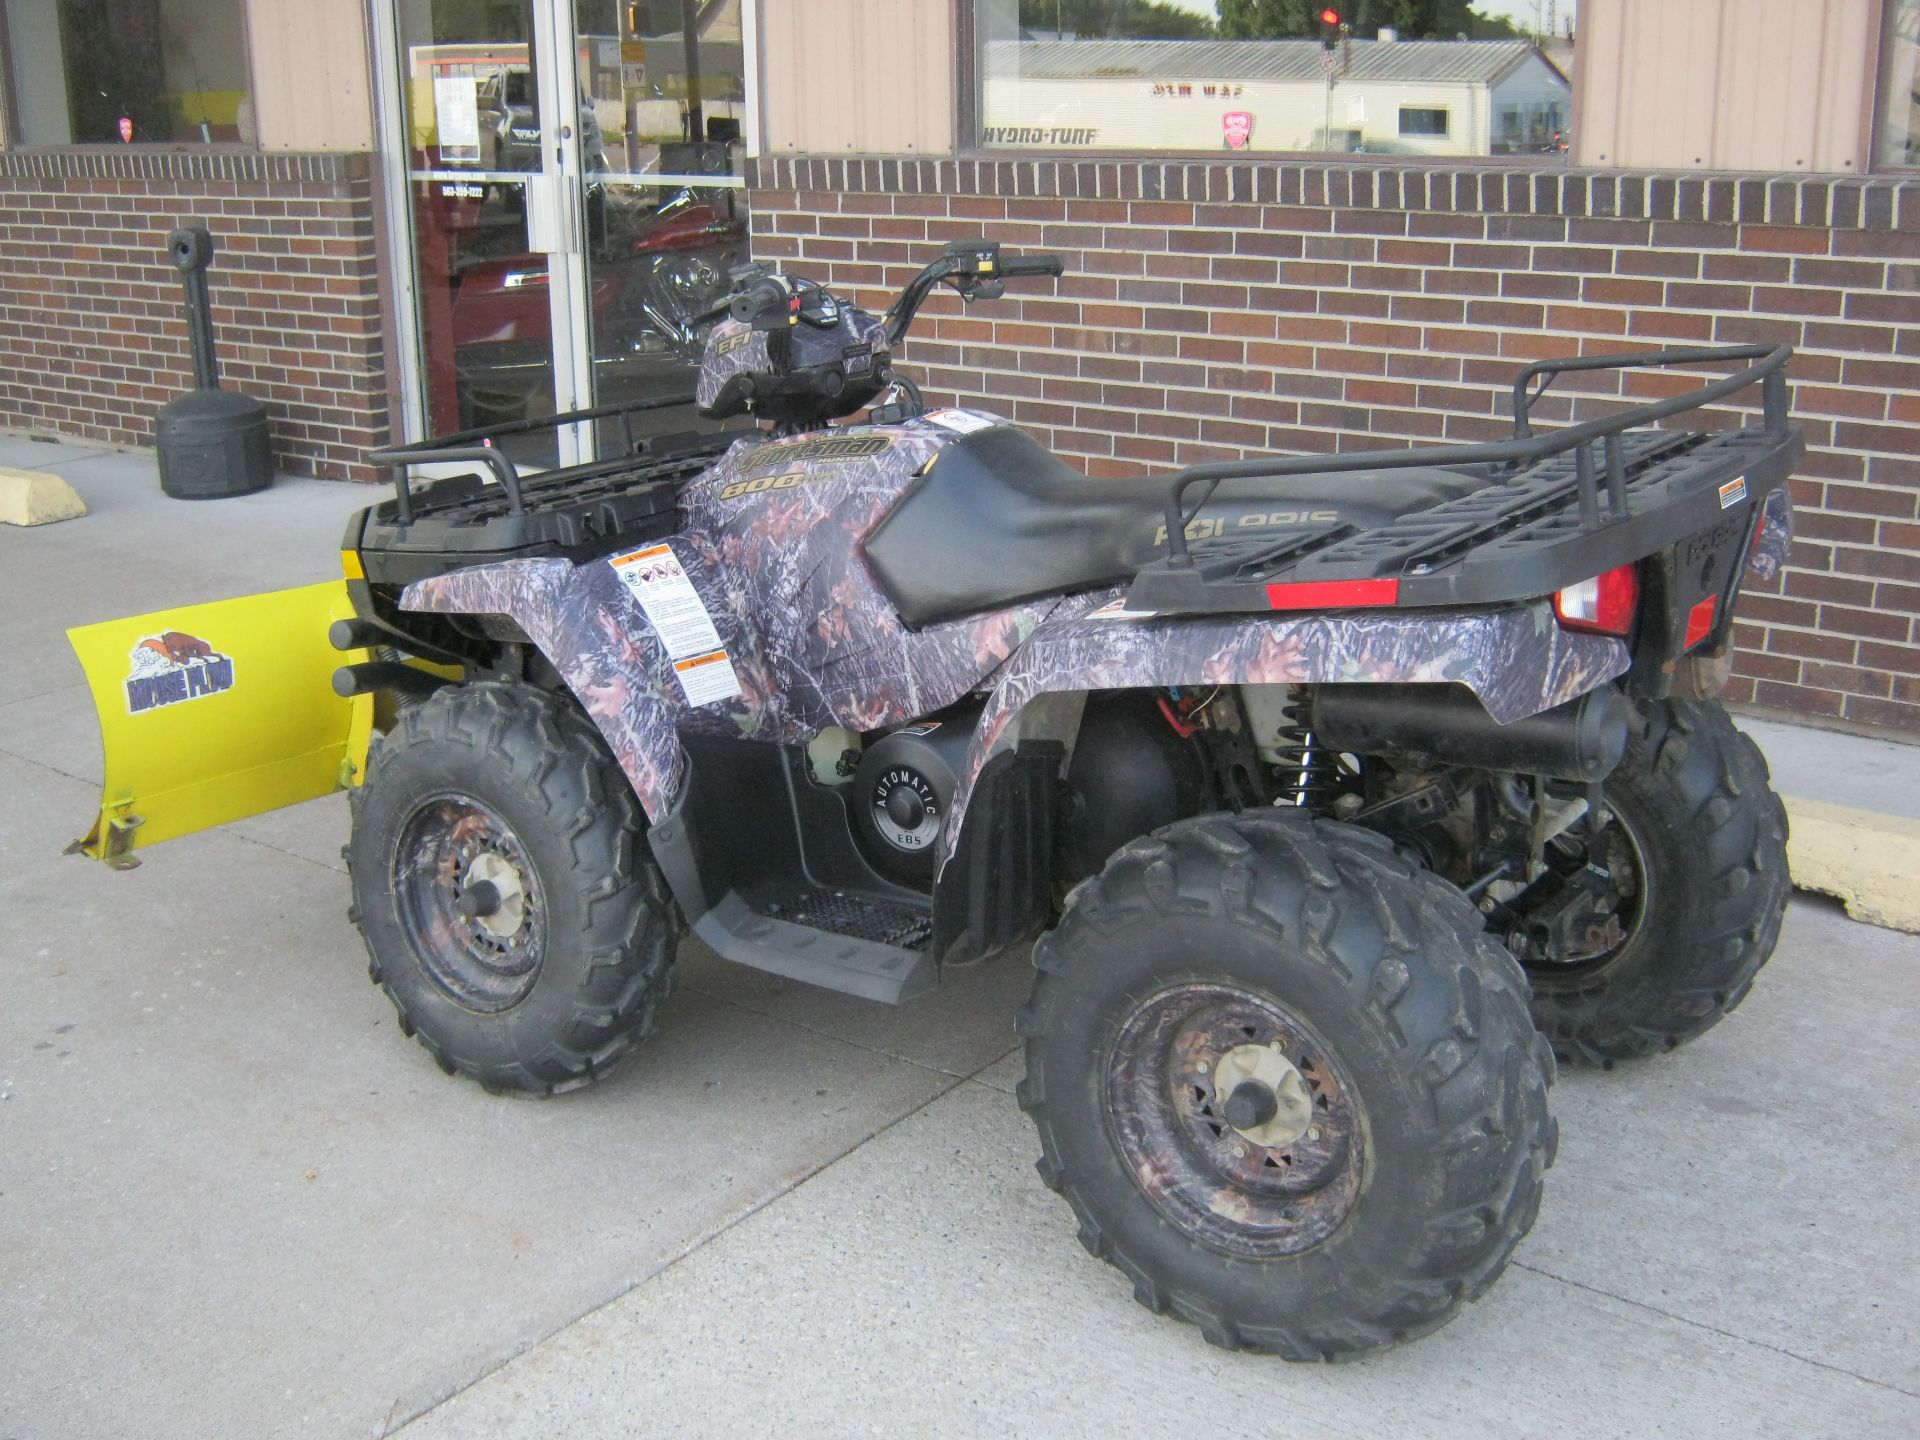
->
[125,631,234,714]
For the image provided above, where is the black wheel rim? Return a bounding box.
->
[392,794,546,1013]
[1104,983,1363,1260]
[1502,796,1653,987]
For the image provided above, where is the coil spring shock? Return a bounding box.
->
[1270,685,1344,809]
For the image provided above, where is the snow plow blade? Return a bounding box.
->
[65,581,373,866]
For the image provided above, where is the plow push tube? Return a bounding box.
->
[1142,344,1795,610]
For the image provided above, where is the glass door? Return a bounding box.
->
[380,0,749,466]
[390,0,577,466]
[568,0,750,455]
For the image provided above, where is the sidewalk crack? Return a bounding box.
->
[388,1046,1010,1435]
[1512,1259,1920,1400]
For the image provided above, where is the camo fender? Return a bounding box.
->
[938,599,1631,868]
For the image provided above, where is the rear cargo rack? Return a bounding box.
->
[1131,345,1800,615]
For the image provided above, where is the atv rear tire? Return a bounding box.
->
[1520,699,1790,1067]
[1019,812,1555,1360]
[347,681,679,1095]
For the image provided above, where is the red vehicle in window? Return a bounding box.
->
[448,184,748,416]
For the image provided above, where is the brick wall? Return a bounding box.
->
[748,156,1920,736]
[0,149,389,481]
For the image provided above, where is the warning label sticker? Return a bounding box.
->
[1087,598,1157,621]
[672,650,741,708]
[1718,477,1749,510]
[610,544,724,659]
[924,409,996,435]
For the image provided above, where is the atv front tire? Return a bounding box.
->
[347,681,679,1094]
[1519,698,1790,1067]
[1019,812,1555,1360]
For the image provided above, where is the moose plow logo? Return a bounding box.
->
[124,630,235,714]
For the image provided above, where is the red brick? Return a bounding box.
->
[1740,224,1828,255]
[1545,305,1629,334]
[1423,269,1501,297]
[1860,640,1920,675]
[1844,695,1920,729]
[1798,386,1887,420]
[1753,680,1844,716]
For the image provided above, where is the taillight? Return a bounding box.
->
[1552,564,1639,637]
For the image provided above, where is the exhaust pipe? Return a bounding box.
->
[1311,684,1632,783]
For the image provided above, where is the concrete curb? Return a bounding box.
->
[0,466,88,526]
[1783,795,1920,934]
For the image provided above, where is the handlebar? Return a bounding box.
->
[686,240,1066,352]
[883,239,1066,346]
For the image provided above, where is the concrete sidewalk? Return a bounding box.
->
[2,439,1917,1439]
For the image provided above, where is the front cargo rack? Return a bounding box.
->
[353,392,743,583]
[1128,345,1802,615]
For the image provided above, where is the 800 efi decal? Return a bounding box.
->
[125,631,234,714]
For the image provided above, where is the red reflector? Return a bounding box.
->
[1683,595,1718,650]
[1265,578,1401,610]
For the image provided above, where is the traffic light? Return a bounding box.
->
[1319,8,1342,51]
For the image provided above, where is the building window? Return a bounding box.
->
[1880,0,1920,168]
[4,0,253,145]
[972,1,1572,159]
[1492,98,1566,155]
[1398,106,1449,137]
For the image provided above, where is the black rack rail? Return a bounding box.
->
[1129,345,1801,615]
[365,390,703,523]
[351,392,737,585]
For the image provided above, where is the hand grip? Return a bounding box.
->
[999,254,1065,278]
[729,275,791,324]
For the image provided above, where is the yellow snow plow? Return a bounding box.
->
[66,580,374,867]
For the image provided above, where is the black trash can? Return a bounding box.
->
[154,224,275,500]
[156,388,274,500]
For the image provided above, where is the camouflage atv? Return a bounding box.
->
[72,239,1797,1359]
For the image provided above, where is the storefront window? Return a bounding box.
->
[1880,0,1920,168]
[4,0,252,145]
[973,1,1572,159]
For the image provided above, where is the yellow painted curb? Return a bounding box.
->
[0,466,88,526]
[1783,795,1920,934]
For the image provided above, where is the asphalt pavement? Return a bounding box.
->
[2,440,1917,1439]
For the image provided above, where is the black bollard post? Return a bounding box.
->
[154,224,274,499]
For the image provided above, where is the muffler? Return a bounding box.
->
[1310,684,1632,783]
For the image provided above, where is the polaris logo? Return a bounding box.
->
[1153,509,1341,546]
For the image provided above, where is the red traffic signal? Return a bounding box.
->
[1320,7,1341,23]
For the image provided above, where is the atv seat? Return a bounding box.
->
[863,424,1493,627]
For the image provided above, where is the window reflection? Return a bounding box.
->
[1881,0,1920,168]
[975,1,1572,159]
[5,0,253,145]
